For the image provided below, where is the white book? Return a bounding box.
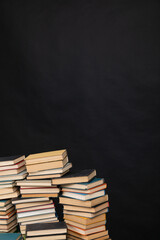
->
[17,208,55,218]
[62,190,105,200]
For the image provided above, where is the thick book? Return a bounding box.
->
[0,155,25,167]
[62,183,107,194]
[29,162,72,176]
[52,169,96,185]
[26,157,68,173]
[62,178,104,190]
[25,149,67,164]
[62,190,105,200]
[0,233,22,240]
[66,224,106,235]
[59,195,108,207]
[63,202,109,213]
[67,230,109,240]
[65,219,106,230]
[63,207,109,218]
[26,221,67,236]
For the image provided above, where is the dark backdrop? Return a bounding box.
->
[0,1,160,239]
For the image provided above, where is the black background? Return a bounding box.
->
[0,1,160,239]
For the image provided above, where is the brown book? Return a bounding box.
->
[67,230,109,240]
[16,180,53,187]
[20,187,60,194]
[15,200,53,209]
[63,202,109,213]
[26,157,68,173]
[21,217,58,225]
[0,190,20,200]
[25,149,67,164]
[27,170,69,180]
[65,220,106,230]
[0,187,17,195]
[63,208,108,218]
[64,214,106,225]
[67,236,110,240]
[52,169,96,185]
[62,183,107,194]
[21,193,58,198]
[67,224,106,235]
[59,195,108,207]
[17,203,55,213]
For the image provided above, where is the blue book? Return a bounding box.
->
[0,233,22,240]
[62,177,104,190]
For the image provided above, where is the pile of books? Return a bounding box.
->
[58,169,110,240]
[12,197,58,235]
[0,232,23,240]
[25,150,72,180]
[0,199,17,233]
[0,155,27,200]
[26,222,67,240]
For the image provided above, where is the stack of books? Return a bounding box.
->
[0,155,27,200]
[25,150,72,180]
[12,197,58,235]
[0,199,17,233]
[58,169,110,240]
[26,222,67,240]
[0,232,23,240]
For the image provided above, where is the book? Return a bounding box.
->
[17,212,56,223]
[17,204,55,213]
[0,203,13,211]
[26,221,67,236]
[21,217,58,225]
[0,199,11,207]
[25,149,67,164]
[21,193,58,198]
[29,162,72,176]
[63,208,109,218]
[0,155,25,167]
[0,206,15,215]
[26,234,66,240]
[59,195,108,207]
[65,219,106,229]
[27,171,69,180]
[26,157,68,172]
[16,180,53,187]
[62,183,107,194]
[15,200,53,209]
[62,190,105,201]
[0,187,17,195]
[0,223,18,232]
[12,197,50,204]
[63,214,106,225]
[52,169,96,185]
[0,219,17,230]
[0,182,16,189]
[17,208,55,218]
[63,202,109,213]
[67,230,109,240]
[0,160,25,171]
[0,190,20,200]
[66,224,106,235]
[0,165,26,176]
[0,214,17,225]
[0,233,22,240]
[0,171,27,181]
[20,187,60,194]
[62,178,104,190]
